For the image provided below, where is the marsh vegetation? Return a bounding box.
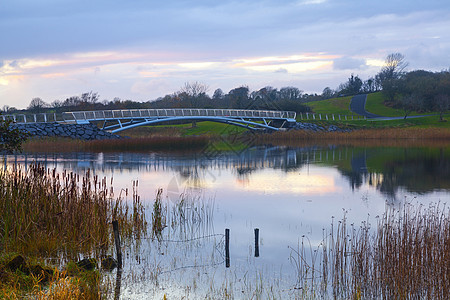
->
[0,164,146,298]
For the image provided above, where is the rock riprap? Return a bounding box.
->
[11,123,122,140]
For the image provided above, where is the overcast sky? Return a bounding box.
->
[1,0,449,109]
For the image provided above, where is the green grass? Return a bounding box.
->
[182,121,247,136]
[306,96,353,115]
[365,92,443,117]
[368,114,450,128]
[301,113,450,129]
[365,92,405,117]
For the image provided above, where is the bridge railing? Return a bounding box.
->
[62,109,297,122]
[1,113,62,123]
[298,112,366,121]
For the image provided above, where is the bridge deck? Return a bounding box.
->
[61,108,296,123]
[2,109,297,132]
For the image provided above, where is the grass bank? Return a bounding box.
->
[306,96,353,115]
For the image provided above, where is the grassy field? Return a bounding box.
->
[364,92,404,116]
[307,92,444,119]
[117,121,247,137]
[306,96,353,115]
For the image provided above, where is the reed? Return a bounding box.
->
[0,164,146,298]
[0,164,146,260]
[291,202,450,299]
[23,135,209,153]
[259,127,450,148]
[151,188,167,241]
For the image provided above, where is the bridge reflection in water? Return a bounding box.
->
[4,146,447,200]
[6,146,343,173]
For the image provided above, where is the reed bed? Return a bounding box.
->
[291,202,450,299]
[259,128,450,148]
[23,135,209,153]
[0,164,146,260]
[262,127,450,141]
[150,189,215,242]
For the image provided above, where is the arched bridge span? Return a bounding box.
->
[62,109,297,132]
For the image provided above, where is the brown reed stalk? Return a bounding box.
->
[296,202,449,299]
[23,136,209,153]
[258,128,450,148]
[0,164,146,260]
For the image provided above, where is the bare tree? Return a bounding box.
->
[380,53,408,81]
[180,82,209,97]
[81,91,100,104]
[28,97,48,113]
[377,53,408,102]
[279,87,303,101]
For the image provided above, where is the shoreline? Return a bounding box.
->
[19,127,450,153]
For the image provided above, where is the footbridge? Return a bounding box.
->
[61,109,297,132]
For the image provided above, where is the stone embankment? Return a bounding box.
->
[291,122,351,132]
[12,123,121,140]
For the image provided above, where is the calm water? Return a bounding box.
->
[4,145,450,298]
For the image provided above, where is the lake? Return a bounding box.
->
[4,144,449,298]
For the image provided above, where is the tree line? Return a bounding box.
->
[2,53,449,118]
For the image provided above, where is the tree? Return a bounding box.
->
[377,53,408,103]
[279,87,303,101]
[227,86,249,108]
[2,105,17,114]
[435,94,449,121]
[0,119,28,153]
[321,87,334,99]
[63,96,81,107]
[180,82,209,98]
[178,82,210,107]
[80,91,99,104]
[362,77,377,93]
[28,97,48,113]
[212,88,224,100]
[379,53,408,81]
[399,94,422,119]
[338,74,363,96]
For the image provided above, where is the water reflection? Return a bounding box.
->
[3,145,449,298]
[5,146,449,200]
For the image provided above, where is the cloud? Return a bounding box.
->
[333,57,367,70]
[1,0,449,108]
[275,68,288,73]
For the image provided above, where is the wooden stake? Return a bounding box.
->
[225,228,230,268]
[254,228,260,257]
[112,220,122,269]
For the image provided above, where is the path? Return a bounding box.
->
[350,94,438,120]
[349,94,382,118]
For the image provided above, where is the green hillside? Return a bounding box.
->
[306,96,353,115]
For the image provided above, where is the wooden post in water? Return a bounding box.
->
[225,228,230,268]
[114,268,122,300]
[254,228,260,257]
[112,220,123,269]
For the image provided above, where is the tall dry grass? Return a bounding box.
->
[0,164,146,260]
[260,128,450,148]
[22,136,209,153]
[291,202,450,299]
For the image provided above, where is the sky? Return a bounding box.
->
[1,0,449,109]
